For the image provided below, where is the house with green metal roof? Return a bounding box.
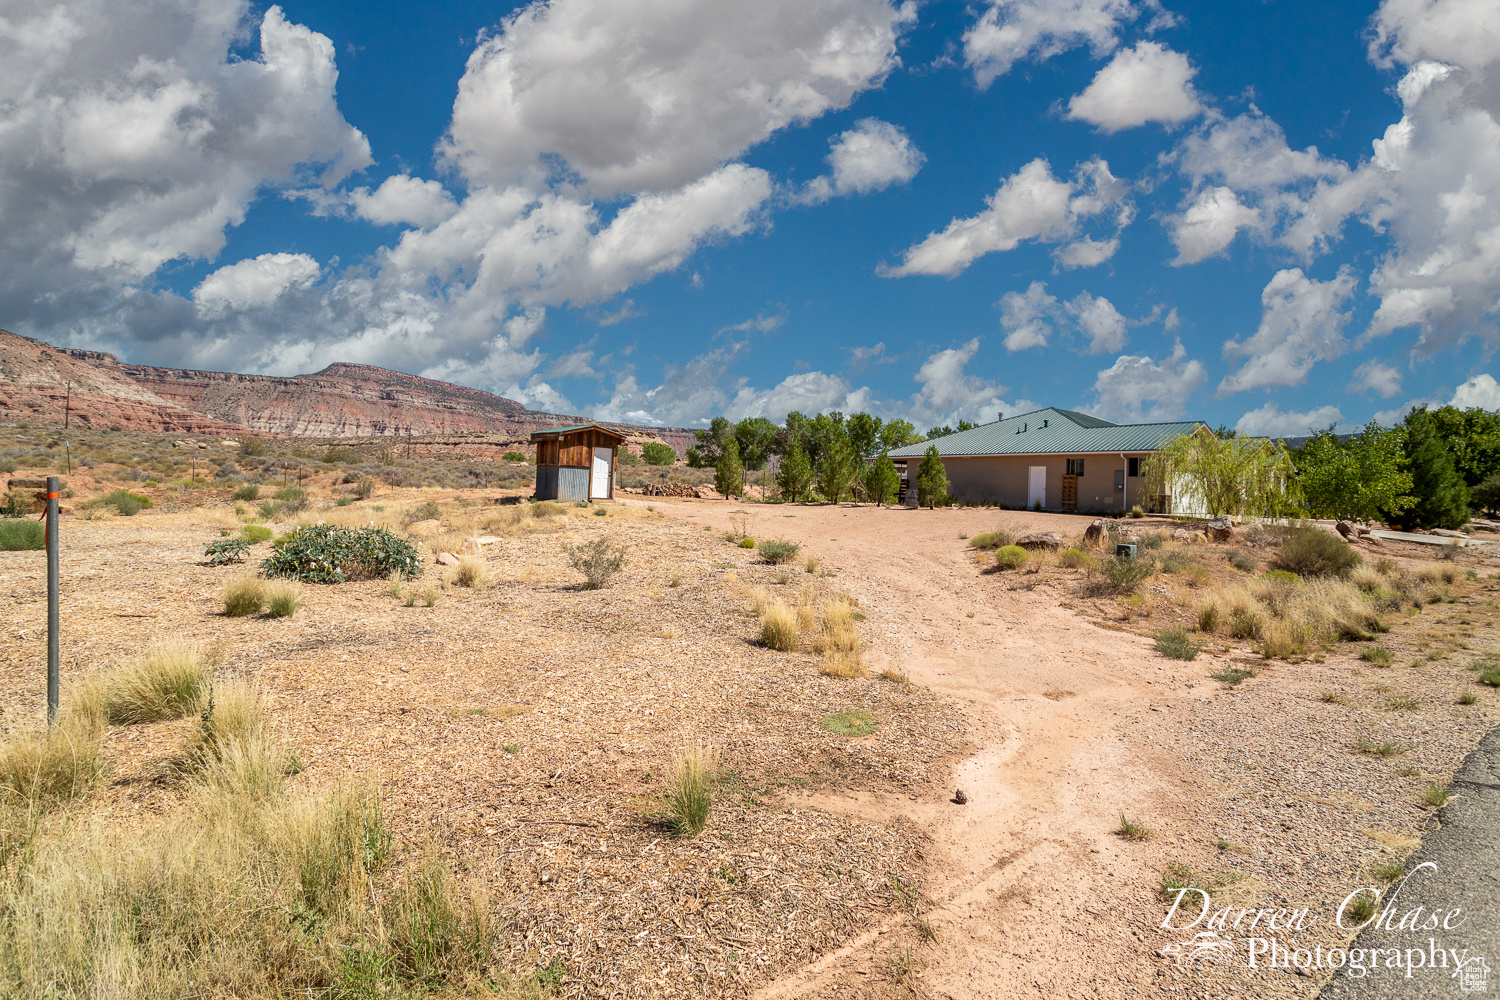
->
[886,408,1206,512]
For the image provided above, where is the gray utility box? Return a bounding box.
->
[1115,543,1138,560]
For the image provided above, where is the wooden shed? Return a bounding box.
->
[530,424,627,501]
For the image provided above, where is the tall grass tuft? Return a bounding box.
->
[100,641,212,724]
[1154,628,1202,660]
[0,719,105,808]
[222,575,266,617]
[759,600,800,651]
[452,555,488,589]
[266,581,302,618]
[0,520,44,551]
[815,599,863,677]
[666,742,718,838]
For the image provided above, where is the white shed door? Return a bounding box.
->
[590,448,612,498]
[1027,466,1046,508]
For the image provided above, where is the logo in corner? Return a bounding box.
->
[1455,956,1490,994]
[1161,932,1236,968]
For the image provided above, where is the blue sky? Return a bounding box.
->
[3,0,1499,435]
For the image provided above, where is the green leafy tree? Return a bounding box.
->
[714,438,744,498]
[641,441,677,466]
[1295,422,1414,522]
[1472,473,1500,515]
[1140,431,1297,517]
[916,445,949,508]
[1393,408,1471,530]
[879,418,920,451]
[689,416,733,468]
[732,417,778,471]
[815,431,856,503]
[864,451,900,506]
[775,441,814,502]
[924,419,977,441]
[779,411,811,458]
[1427,405,1500,486]
[845,412,883,460]
[806,411,846,469]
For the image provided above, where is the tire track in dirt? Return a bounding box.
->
[645,500,1209,999]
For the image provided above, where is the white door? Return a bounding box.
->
[590,448,612,499]
[1027,466,1046,508]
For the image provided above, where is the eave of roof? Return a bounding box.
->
[887,407,1203,458]
[529,423,627,440]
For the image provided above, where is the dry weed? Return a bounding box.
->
[815,599,864,678]
[97,641,213,724]
[452,556,488,589]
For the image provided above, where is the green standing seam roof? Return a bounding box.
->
[886,408,1203,459]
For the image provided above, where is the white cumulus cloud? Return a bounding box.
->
[1082,340,1207,423]
[1066,41,1203,133]
[1450,373,1500,410]
[799,118,925,204]
[1348,360,1403,398]
[999,282,1059,351]
[963,0,1176,88]
[880,157,1130,277]
[442,0,916,197]
[350,176,458,229]
[1066,291,1129,353]
[1234,402,1344,438]
[1219,267,1356,395]
[194,252,321,317]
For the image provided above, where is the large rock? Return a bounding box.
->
[1335,520,1357,540]
[435,551,461,567]
[461,535,501,555]
[1206,516,1235,542]
[1083,519,1106,544]
[1016,531,1064,550]
[406,519,445,537]
[1172,528,1193,542]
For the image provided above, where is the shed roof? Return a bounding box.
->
[887,408,1203,459]
[529,423,627,442]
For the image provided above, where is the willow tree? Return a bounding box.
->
[1141,431,1298,518]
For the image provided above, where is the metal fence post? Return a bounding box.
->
[47,474,59,725]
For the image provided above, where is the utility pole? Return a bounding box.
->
[63,383,70,430]
[46,475,59,724]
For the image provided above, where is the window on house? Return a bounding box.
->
[1128,457,1141,477]
[1066,458,1085,476]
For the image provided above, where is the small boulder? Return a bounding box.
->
[1431,528,1468,539]
[406,519,445,537]
[435,551,461,567]
[1016,531,1064,550]
[953,789,969,805]
[1335,520,1357,540]
[1206,516,1235,542]
[1084,519,1106,544]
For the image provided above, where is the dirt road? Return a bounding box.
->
[643,499,1212,1000]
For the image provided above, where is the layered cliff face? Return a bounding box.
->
[0,330,698,454]
[0,331,245,434]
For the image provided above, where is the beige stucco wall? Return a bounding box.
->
[930,452,1157,511]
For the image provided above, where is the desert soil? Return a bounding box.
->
[2,493,1498,1000]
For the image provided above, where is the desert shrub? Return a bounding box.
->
[0,520,43,551]
[404,500,443,524]
[1272,528,1361,578]
[102,489,153,516]
[1260,569,1300,584]
[1227,549,1257,572]
[0,459,15,473]
[1059,548,1096,569]
[1197,605,1219,633]
[237,436,268,457]
[1227,608,1263,639]
[1155,628,1202,660]
[451,556,488,589]
[261,525,422,584]
[739,537,755,548]
[266,581,302,618]
[760,601,800,651]
[322,446,359,465]
[100,642,212,724]
[222,576,267,616]
[565,536,627,590]
[1129,505,1144,518]
[203,537,252,565]
[993,545,1030,570]
[353,475,376,500]
[256,500,282,519]
[232,484,260,502]
[1,489,30,518]
[1085,555,1153,595]
[502,451,528,462]
[530,500,564,518]
[969,530,1014,550]
[666,743,717,837]
[240,524,273,544]
[759,540,800,564]
[272,485,309,513]
[1141,531,1165,550]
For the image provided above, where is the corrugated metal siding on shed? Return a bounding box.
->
[888,408,1202,459]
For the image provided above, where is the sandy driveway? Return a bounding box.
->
[638,498,1212,1000]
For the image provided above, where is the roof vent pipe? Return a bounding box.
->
[997,412,1003,422]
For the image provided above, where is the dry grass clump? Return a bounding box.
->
[815,598,864,678]
[1416,562,1459,586]
[665,742,718,838]
[0,719,105,809]
[759,600,800,652]
[222,575,267,617]
[968,530,1013,550]
[1195,576,1385,658]
[266,580,302,618]
[451,556,488,589]
[91,641,213,725]
[1058,548,1097,570]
